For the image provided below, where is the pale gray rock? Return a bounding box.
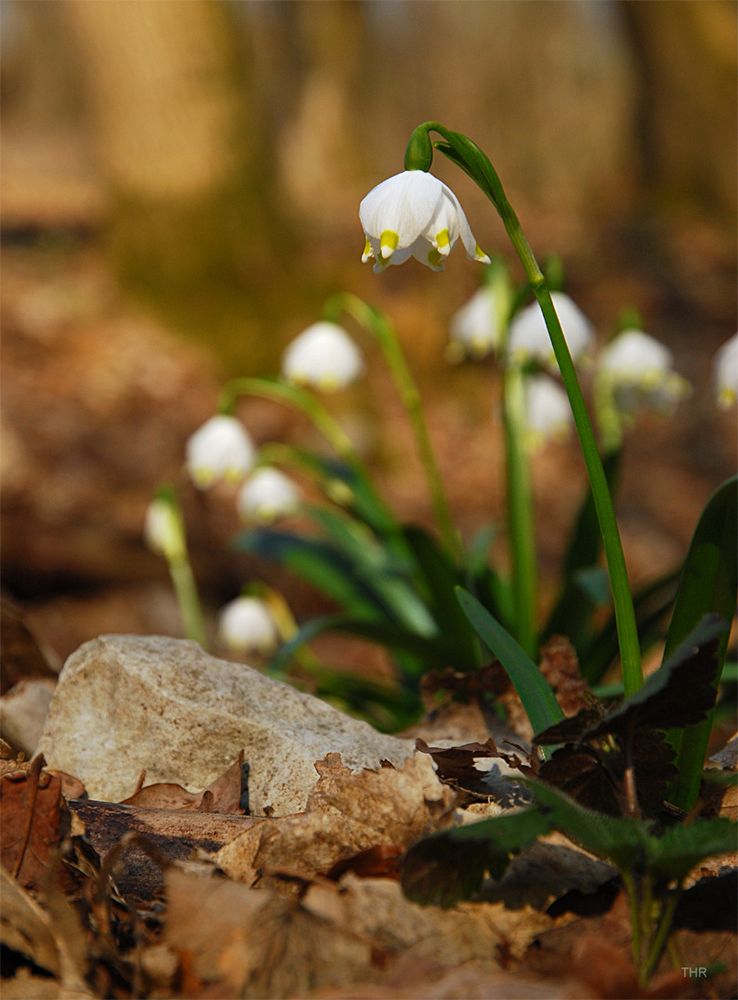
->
[0,678,56,757]
[38,635,414,815]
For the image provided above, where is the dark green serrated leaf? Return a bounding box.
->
[648,818,738,884]
[587,615,726,737]
[528,780,651,871]
[534,708,603,746]
[401,807,553,907]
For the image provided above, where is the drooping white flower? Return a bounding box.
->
[186,415,255,489]
[597,329,690,415]
[524,375,573,450]
[508,293,594,368]
[449,287,503,358]
[237,468,301,523]
[218,596,279,656]
[144,498,184,560]
[359,170,490,273]
[282,322,364,392]
[713,333,738,409]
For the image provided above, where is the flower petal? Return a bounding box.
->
[359,171,443,248]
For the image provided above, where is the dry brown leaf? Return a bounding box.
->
[0,755,71,891]
[539,636,589,718]
[310,956,591,999]
[120,749,246,812]
[0,866,92,998]
[216,751,454,888]
[164,868,374,999]
[326,872,556,964]
[402,700,492,743]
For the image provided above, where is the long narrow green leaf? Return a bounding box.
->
[665,476,738,811]
[455,587,564,735]
[234,529,383,620]
[304,507,438,637]
[404,526,480,669]
[580,570,679,684]
[270,613,459,678]
[544,450,621,649]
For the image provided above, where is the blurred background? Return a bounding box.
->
[1,0,736,668]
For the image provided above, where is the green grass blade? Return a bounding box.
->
[456,587,564,735]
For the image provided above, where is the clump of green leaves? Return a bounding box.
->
[401,616,738,984]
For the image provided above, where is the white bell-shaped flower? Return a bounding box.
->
[237,468,301,523]
[144,498,184,560]
[449,287,502,358]
[359,170,490,273]
[713,333,738,409]
[282,322,364,392]
[597,329,690,414]
[524,375,573,450]
[186,415,255,489]
[218,596,279,656]
[508,293,594,369]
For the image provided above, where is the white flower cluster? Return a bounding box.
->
[597,329,690,417]
[449,281,702,448]
[185,416,301,524]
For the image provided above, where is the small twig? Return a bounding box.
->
[623,719,640,818]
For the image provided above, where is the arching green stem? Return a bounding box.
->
[323,292,462,561]
[218,376,358,467]
[409,122,642,694]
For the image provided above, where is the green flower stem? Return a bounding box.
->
[168,554,207,648]
[323,292,462,561]
[621,870,642,969]
[414,121,643,695]
[641,891,681,984]
[219,377,358,467]
[503,365,537,657]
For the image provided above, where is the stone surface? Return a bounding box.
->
[0,679,56,757]
[38,635,414,815]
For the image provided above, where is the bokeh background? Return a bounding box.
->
[2,0,736,668]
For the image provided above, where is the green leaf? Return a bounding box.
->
[664,476,738,659]
[536,616,725,748]
[403,526,480,669]
[587,615,726,736]
[270,614,459,679]
[303,508,438,637]
[401,807,553,907]
[455,587,564,736]
[579,570,679,684]
[528,780,651,871]
[271,445,399,537]
[544,450,620,649]
[665,476,738,811]
[648,818,738,884]
[233,529,383,620]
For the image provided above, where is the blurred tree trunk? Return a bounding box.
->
[619,0,737,221]
[62,0,293,370]
[278,0,367,227]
